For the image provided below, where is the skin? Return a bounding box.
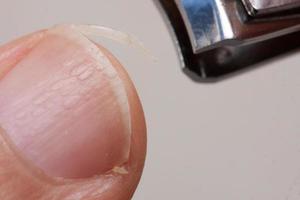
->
[0,28,147,200]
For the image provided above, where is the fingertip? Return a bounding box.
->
[0,25,147,199]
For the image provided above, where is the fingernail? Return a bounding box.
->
[0,26,131,178]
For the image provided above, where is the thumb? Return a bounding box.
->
[0,25,146,200]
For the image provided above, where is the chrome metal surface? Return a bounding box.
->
[243,0,300,16]
[155,0,300,81]
[175,0,234,53]
[177,0,300,53]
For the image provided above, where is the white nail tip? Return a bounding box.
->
[71,24,155,60]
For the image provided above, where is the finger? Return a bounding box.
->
[0,25,146,200]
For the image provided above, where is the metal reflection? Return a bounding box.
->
[243,0,300,16]
[155,0,300,81]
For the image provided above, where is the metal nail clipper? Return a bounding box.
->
[156,0,300,81]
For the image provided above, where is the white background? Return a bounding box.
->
[1,1,300,199]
